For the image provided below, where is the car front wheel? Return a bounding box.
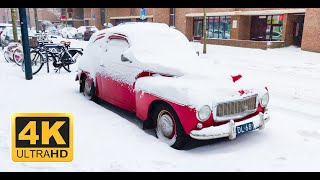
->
[153,103,189,150]
[82,76,95,101]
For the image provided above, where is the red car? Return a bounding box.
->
[76,23,270,149]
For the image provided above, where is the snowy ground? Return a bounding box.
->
[1,37,320,171]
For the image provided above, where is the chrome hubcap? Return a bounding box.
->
[158,111,175,138]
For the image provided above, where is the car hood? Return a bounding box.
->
[135,72,268,110]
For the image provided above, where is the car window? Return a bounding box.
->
[103,38,129,65]
[273,32,280,36]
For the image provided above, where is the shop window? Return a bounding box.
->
[169,8,175,27]
[193,17,203,40]
[194,15,231,40]
[266,15,283,41]
[251,15,283,41]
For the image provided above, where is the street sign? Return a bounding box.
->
[140,8,146,20]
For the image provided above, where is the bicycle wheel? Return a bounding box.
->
[3,51,10,63]
[61,50,83,72]
[13,48,24,66]
[30,50,44,75]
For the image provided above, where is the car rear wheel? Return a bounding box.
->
[153,103,189,150]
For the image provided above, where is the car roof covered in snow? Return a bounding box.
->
[80,22,200,75]
[80,22,218,76]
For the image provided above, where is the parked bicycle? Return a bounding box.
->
[21,41,83,75]
[3,42,23,66]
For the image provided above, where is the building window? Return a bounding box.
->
[251,15,283,41]
[193,16,231,40]
[2,16,6,23]
[266,15,283,41]
[193,17,203,40]
[61,8,66,15]
[84,20,89,26]
[169,8,175,27]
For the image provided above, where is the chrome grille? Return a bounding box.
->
[216,95,257,118]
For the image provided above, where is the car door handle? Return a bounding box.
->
[100,64,105,67]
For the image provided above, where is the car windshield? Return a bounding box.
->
[130,28,198,66]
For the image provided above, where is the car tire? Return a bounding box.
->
[152,102,189,150]
[82,75,97,102]
[67,35,70,39]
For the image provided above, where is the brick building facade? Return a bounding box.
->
[0,8,60,29]
[1,8,319,53]
[103,8,319,53]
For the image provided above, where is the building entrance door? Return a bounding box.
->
[292,14,305,47]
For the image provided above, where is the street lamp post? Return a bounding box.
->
[19,8,33,80]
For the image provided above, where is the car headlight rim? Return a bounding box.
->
[196,105,211,122]
[260,93,269,107]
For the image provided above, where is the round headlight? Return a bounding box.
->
[260,93,269,107]
[196,105,211,122]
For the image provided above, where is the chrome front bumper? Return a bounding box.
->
[190,108,270,140]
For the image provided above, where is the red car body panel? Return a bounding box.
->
[96,73,136,112]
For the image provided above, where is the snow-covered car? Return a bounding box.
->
[76,23,270,149]
[1,27,22,50]
[60,27,77,39]
[0,23,12,35]
[75,26,98,40]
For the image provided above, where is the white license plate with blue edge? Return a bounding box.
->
[236,122,255,135]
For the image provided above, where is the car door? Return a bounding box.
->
[96,35,142,112]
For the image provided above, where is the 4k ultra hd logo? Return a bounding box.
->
[12,113,73,162]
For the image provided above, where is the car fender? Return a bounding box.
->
[135,90,214,135]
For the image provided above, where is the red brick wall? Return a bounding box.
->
[235,8,300,11]
[153,8,169,24]
[301,8,320,52]
[201,38,284,49]
[73,21,84,28]
[84,8,91,19]
[186,8,235,13]
[91,8,102,29]
[106,8,153,17]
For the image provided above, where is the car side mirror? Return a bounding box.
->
[121,54,132,63]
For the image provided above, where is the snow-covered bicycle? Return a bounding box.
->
[3,42,23,66]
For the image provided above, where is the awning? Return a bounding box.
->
[186,9,306,17]
[110,15,153,20]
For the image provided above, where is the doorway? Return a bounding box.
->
[292,14,305,47]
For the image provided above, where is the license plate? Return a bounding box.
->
[236,122,255,135]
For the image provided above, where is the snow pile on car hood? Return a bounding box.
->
[135,73,268,110]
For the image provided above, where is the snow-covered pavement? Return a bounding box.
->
[1,38,320,171]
